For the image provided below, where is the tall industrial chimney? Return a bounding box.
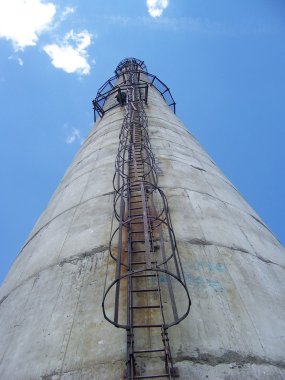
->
[0,58,284,379]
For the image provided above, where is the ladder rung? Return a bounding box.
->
[133,375,169,379]
[131,288,160,293]
[133,348,165,354]
[131,230,151,234]
[132,324,163,328]
[132,261,157,265]
[132,274,157,278]
[124,249,145,253]
[131,305,161,309]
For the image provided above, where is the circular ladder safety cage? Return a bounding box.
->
[101,58,191,380]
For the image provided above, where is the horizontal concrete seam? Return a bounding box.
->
[191,164,206,172]
[147,117,191,135]
[69,147,117,169]
[83,129,121,149]
[40,358,125,379]
[71,140,119,168]
[147,115,200,140]
[150,136,211,160]
[72,136,120,159]
[0,246,108,307]
[56,159,115,195]
[68,147,116,173]
[84,117,124,142]
[186,238,251,253]
[161,185,268,231]
[174,351,285,369]
[61,154,219,199]
[149,126,195,140]
[61,155,116,186]
[250,213,271,231]
[158,154,230,185]
[58,245,108,266]
[56,132,221,197]
[18,191,114,256]
[73,128,121,161]
[157,156,226,188]
[158,150,219,170]
[88,113,124,132]
[184,238,285,269]
[49,146,114,206]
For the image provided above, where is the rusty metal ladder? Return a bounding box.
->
[125,116,177,379]
[102,61,190,380]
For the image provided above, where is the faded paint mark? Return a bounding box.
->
[192,261,226,273]
[184,273,223,292]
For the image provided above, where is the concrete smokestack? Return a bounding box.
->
[0,58,284,379]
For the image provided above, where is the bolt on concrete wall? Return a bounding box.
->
[0,83,285,379]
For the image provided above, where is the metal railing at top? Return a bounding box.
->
[92,70,176,121]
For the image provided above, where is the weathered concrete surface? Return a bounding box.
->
[0,107,126,379]
[146,87,285,379]
[0,83,285,379]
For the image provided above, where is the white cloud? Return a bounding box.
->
[65,128,84,144]
[43,30,92,75]
[50,6,75,30]
[9,55,24,66]
[146,0,169,18]
[61,6,75,19]
[0,0,56,51]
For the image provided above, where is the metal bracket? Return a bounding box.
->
[170,367,180,377]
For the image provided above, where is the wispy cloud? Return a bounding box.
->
[8,55,24,66]
[0,0,56,51]
[61,6,75,19]
[65,128,84,144]
[43,30,92,75]
[49,6,76,31]
[105,14,280,37]
[146,0,169,18]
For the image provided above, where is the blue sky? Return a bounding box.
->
[0,0,285,283]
